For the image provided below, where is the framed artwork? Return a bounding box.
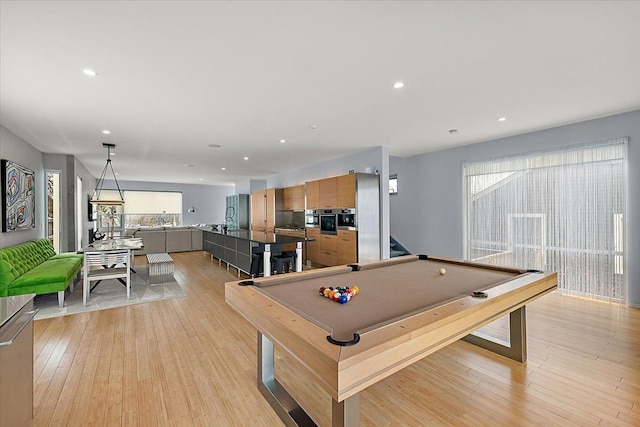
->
[1,159,36,232]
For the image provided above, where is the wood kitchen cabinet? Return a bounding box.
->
[337,174,356,208]
[306,180,320,210]
[251,191,265,231]
[251,188,277,232]
[337,229,357,264]
[317,233,338,266]
[305,227,320,264]
[319,177,338,209]
[283,185,305,211]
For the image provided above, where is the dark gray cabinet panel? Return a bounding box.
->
[202,230,252,275]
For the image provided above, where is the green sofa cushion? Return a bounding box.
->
[50,252,84,261]
[11,258,81,288]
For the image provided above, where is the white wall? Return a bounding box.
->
[389,110,640,307]
[0,126,46,248]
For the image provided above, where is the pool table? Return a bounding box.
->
[225,255,557,427]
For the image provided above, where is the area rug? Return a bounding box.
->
[34,265,185,320]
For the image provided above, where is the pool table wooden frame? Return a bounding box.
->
[225,255,557,427]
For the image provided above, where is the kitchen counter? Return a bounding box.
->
[207,229,309,244]
[202,229,310,277]
[0,294,35,328]
[274,227,306,236]
[1,293,36,426]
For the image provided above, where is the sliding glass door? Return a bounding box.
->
[464,138,627,302]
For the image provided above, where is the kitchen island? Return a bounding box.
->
[202,229,309,277]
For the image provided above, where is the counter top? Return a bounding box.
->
[274,227,306,234]
[0,294,35,328]
[203,229,311,244]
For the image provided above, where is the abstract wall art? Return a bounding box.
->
[2,159,36,232]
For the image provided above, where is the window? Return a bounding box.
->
[96,190,182,229]
[463,138,627,302]
[389,174,398,195]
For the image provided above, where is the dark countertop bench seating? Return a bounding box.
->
[0,239,83,308]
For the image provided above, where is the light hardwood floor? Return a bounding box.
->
[32,251,640,426]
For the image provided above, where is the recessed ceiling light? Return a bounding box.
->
[185,164,195,167]
[309,124,318,130]
[199,178,203,181]
[243,156,249,160]
[102,129,111,135]
[208,144,221,148]
[498,117,507,122]
[221,167,226,171]
[393,81,404,89]
[280,139,286,143]
[449,129,458,134]
[83,69,98,77]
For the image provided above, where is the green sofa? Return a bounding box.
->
[0,239,83,307]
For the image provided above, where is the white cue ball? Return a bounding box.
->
[439,268,447,275]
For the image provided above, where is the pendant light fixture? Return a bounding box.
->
[90,143,124,205]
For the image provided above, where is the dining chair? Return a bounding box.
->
[83,249,131,306]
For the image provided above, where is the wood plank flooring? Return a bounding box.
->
[32,251,640,426]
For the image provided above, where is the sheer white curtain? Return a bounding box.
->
[463,138,627,302]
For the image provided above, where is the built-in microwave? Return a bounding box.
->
[337,209,356,229]
[320,212,337,235]
[305,210,319,227]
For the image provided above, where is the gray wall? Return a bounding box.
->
[389,110,640,307]
[41,153,97,251]
[100,179,234,225]
[0,126,46,248]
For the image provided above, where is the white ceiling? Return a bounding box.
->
[1,1,639,186]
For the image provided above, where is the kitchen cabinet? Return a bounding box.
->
[306,180,320,210]
[337,174,356,208]
[0,295,35,427]
[316,234,338,266]
[305,227,320,264]
[251,188,278,232]
[251,191,265,231]
[337,229,357,265]
[283,185,305,211]
[319,177,338,209]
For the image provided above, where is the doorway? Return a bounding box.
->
[46,171,61,253]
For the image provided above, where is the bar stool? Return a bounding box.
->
[272,253,294,274]
[250,253,262,277]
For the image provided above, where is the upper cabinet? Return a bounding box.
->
[306,174,357,210]
[337,174,356,208]
[318,177,338,209]
[306,180,320,210]
[283,185,305,211]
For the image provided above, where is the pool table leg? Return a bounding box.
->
[462,306,527,362]
[257,332,316,426]
[331,394,360,427]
